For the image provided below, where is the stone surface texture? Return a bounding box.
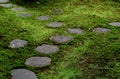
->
[0,3,13,8]
[37,16,50,21]
[50,35,73,43]
[68,28,83,34]
[93,27,110,33]
[0,0,9,3]
[108,22,120,27]
[35,44,59,54]
[25,57,51,67]
[47,22,63,28]
[11,7,26,12]
[16,13,32,18]
[11,69,38,79]
[9,39,27,48]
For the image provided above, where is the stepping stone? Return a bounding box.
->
[93,27,110,33]
[51,9,63,15]
[16,13,32,18]
[37,16,50,21]
[11,69,38,79]
[35,44,59,54]
[68,28,84,34]
[0,0,9,3]
[47,22,63,28]
[0,3,13,8]
[9,39,27,48]
[11,7,26,12]
[50,35,73,44]
[108,22,120,27]
[25,57,51,67]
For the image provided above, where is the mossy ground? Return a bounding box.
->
[0,0,120,79]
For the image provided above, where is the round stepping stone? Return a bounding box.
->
[11,69,38,79]
[35,44,59,54]
[51,9,63,15]
[16,13,32,18]
[50,35,73,44]
[93,27,110,33]
[11,7,26,12]
[47,22,63,28]
[37,16,50,21]
[0,3,13,8]
[25,57,51,67]
[9,39,27,48]
[0,0,9,3]
[108,22,120,27]
[68,28,83,34]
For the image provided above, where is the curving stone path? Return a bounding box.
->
[51,9,63,15]
[35,44,59,54]
[0,0,9,3]
[11,69,38,79]
[11,7,26,12]
[50,35,73,44]
[25,57,51,67]
[2,2,116,79]
[47,22,63,28]
[0,3,13,8]
[37,16,50,21]
[93,27,110,33]
[16,13,32,18]
[5,3,115,79]
[68,28,84,34]
[108,22,120,27]
[9,39,27,48]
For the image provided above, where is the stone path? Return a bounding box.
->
[108,22,120,27]
[0,0,9,3]
[1,1,119,78]
[0,3,13,8]
[16,13,32,18]
[25,57,51,67]
[35,44,59,54]
[47,22,63,28]
[11,7,26,12]
[50,35,73,44]
[68,28,84,34]
[37,16,50,21]
[9,39,27,48]
[11,69,38,79]
[93,27,110,33]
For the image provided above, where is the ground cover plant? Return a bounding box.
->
[0,0,120,79]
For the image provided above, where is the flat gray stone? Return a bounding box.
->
[51,9,63,15]
[35,44,59,54]
[11,7,26,12]
[0,3,13,8]
[47,22,63,28]
[108,22,120,27]
[9,39,27,48]
[68,28,83,34]
[0,0,9,3]
[37,16,50,21]
[50,35,73,44]
[16,13,32,18]
[25,57,51,67]
[93,27,110,33]
[11,69,37,79]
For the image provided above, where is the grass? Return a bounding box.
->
[0,0,120,79]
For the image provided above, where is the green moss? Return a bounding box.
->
[0,0,120,79]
